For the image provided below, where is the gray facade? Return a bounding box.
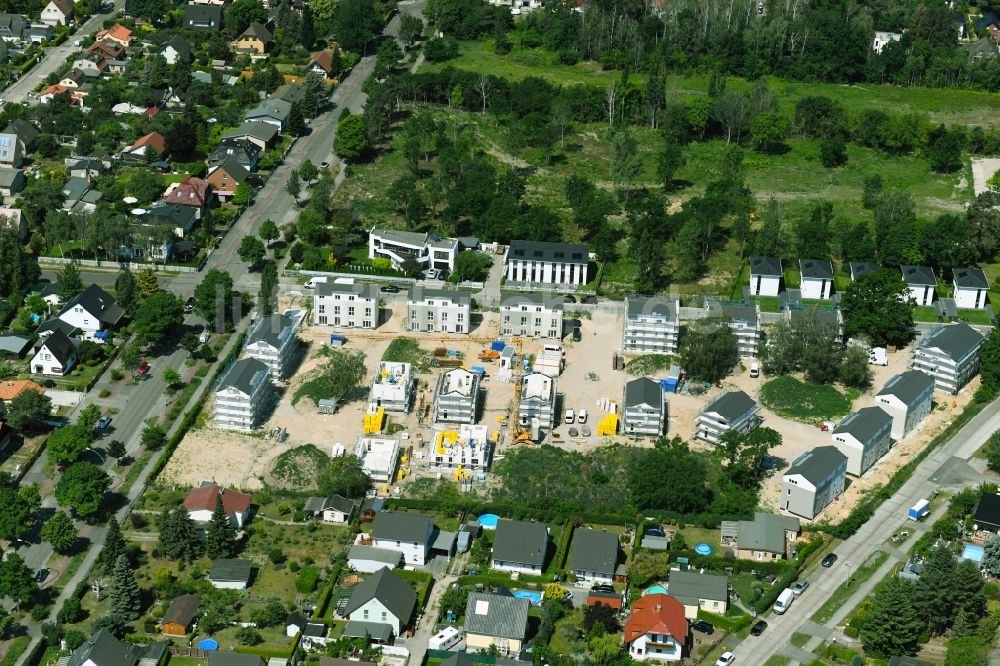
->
[782,446,848,519]
[910,323,984,394]
[500,292,563,339]
[313,282,380,329]
[875,370,935,439]
[214,358,271,431]
[622,296,680,354]
[622,377,666,436]
[434,368,480,424]
[518,372,556,429]
[831,407,893,476]
[408,288,471,334]
[721,303,760,357]
[245,312,300,381]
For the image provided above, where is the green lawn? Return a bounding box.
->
[958,309,993,325]
[912,305,941,322]
[0,636,30,666]
[549,608,584,654]
[753,296,782,313]
[677,526,721,550]
[791,632,811,648]
[810,550,890,624]
[763,657,792,666]
[166,658,206,666]
[760,376,855,422]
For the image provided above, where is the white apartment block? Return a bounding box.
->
[873,31,901,53]
[370,361,415,413]
[408,288,471,334]
[875,370,935,440]
[434,367,480,424]
[504,240,589,287]
[313,282,379,329]
[500,292,564,339]
[721,303,761,357]
[369,227,458,272]
[354,436,400,484]
[518,372,557,429]
[695,390,760,444]
[622,296,680,354]
[911,323,985,394]
[244,311,302,381]
[214,358,272,431]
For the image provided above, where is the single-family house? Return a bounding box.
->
[491,519,548,574]
[272,82,305,105]
[371,511,435,565]
[799,258,834,300]
[956,10,969,40]
[313,282,380,329]
[245,312,301,381]
[0,379,42,403]
[213,357,272,431]
[872,30,901,53]
[208,138,260,171]
[41,0,73,26]
[286,612,308,637]
[505,239,590,287]
[307,50,336,78]
[95,23,133,46]
[30,329,76,376]
[369,361,414,413]
[59,68,87,89]
[667,570,728,619]
[208,559,253,590]
[911,323,985,394]
[433,367,480,424]
[220,121,279,151]
[973,492,1000,533]
[569,528,619,583]
[245,98,290,130]
[347,544,403,573]
[782,446,848,520]
[0,208,25,238]
[35,318,78,340]
[367,227,459,272]
[303,494,358,524]
[622,296,680,354]
[518,371,557,430]
[184,482,252,528]
[39,282,62,310]
[464,592,530,654]
[953,267,989,310]
[624,593,687,662]
[144,204,198,239]
[749,256,782,297]
[183,3,222,30]
[0,133,21,168]
[968,36,999,59]
[831,406,893,476]
[0,14,27,42]
[162,176,212,218]
[161,35,192,64]
[65,629,167,666]
[4,119,37,154]
[343,567,416,637]
[235,21,273,54]
[408,288,471,334]
[723,512,800,560]
[849,262,880,282]
[72,52,107,78]
[61,176,93,211]
[87,38,125,59]
[206,157,249,202]
[121,132,165,159]
[0,336,34,360]
[695,389,760,444]
[875,370,935,439]
[500,292,563,339]
[901,265,936,306]
[622,377,667,437]
[0,169,24,198]
[161,594,200,636]
[57,284,124,335]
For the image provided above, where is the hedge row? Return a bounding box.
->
[552,520,575,573]
[697,610,752,633]
[311,563,342,621]
[754,566,799,614]
[386,498,632,528]
[395,569,434,608]
[236,633,300,659]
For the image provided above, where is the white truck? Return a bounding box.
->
[773,588,794,614]
[305,276,355,289]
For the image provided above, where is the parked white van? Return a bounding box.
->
[304,276,328,289]
[564,409,575,424]
[773,588,794,614]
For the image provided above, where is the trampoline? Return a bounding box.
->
[197,639,219,651]
[478,514,500,530]
[695,543,714,556]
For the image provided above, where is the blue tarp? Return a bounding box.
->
[490,341,505,351]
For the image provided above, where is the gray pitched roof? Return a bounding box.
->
[222,121,279,144]
[36,318,78,338]
[184,2,222,28]
[304,494,357,515]
[464,592,530,640]
[720,303,757,324]
[344,567,416,624]
[569,528,619,576]
[849,262,880,280]
[499,291,563,310]
[0,334,32,356]
[5,118,37,145]
[145,203,197,233]
[212,155,250,183]
[240,21,273,44]
[216,358,268,395]
[953,267,989,289]
[492,519,547,567]
[900,264,936,286]
[208,558,253,583]
[800,258,833,280]
[348,544,403,566]
[877,370,935,407]
[508,239,588,265]
[737,512,799,553]
[0,168,23,188]
[919,323,985,361]
[410,288,471,306]
[702,389,756,421]
[247,313,292,349]
[246,98,290,123]
[624,377,663,409]
[39,329,76,366]
[749,256,781,277]
[785,446,847,485]
[832,407,892,443]
[67,629,143,666]
[626,296,677,319]
[61,284,124,327]
[667,570,728,604]
[63,176,91,201]
[162,594,201,626]
[372,511,433,543]
[316,281,380,300]
[342,620,394,642]
[162,34,192,60]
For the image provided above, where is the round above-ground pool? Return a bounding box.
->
[197,639,219,651]
[513,590,542,605]
[644,585,668,596]
[478,514,500,530]
[695,543,714,556]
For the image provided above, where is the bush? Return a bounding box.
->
[98,389,111,398]
[31,606,49,621]
[295,566,320,593]
[110,369,124,381]
[235,626,263,645]
[697,609,751,633]
[268,547,285,564]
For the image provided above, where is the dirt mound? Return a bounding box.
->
[265,443,328,491]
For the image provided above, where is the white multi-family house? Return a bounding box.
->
[434,367,480,424]
[368,227,459,273]
[408,288,471,334]
[504,240,589,287]
[722,303,761,357]
[875,370,935,439]
[370,361,414,413]
[622,296,680,354]
[371,511,435,565]
[56,284,124,338]
[244,311,302,381]
[953,267,989,310]
[799,258,834,300]
[354,436,400,483]
[831,406,893,476]
[213,358,272,431]
[911,323,985,394]
[518,372,557,429]
[749,256,782,297]
[782,446,848,520]
[622,378,667,437]
[500,292,563,339]
[30,329,76,376]
[695,390,760,444]
[901,265,936,306]
[430,424,493,472]
[849,262,880,282]
[313,282,379,329]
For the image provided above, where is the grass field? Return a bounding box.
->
[791,632,811,648]
[912,305,941,322]
[810,550,890,623]
[958,309,993,325]
[760,376,856,422]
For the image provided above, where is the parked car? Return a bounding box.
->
[715,651,735,666]
[135,360,151,378]
[750,620,768,636]
[34,569,47,583]
[320,161,330,168]
[95,415,112,432]
[572,328,582,342]
[564,294,577,303]
[582,296,598,304]
[792,580,810,595]
[821,553,838,568]
[380,285,400,293]
[184,296,196,313]
[693,620,715,635]
[590,583,615,593]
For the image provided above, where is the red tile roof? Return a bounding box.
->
[96,24,133,44]
[308,51,333,73]
[624,594,687,645]
[183,483,252,516]
[164,176,211,207]
[0,380,43,402]
[130,131,165,155]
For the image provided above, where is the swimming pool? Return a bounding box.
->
[513,590,542,605]
[695,543,714,556]
[644,585,668,596]
[962,543,984,563]
[197,639,219,651]
[478,514,500,530]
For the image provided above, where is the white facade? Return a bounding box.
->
[875,371,935,440]
[41,0,72,26]
[371,514,435,566]
[430,424,492,472]
[504,240,589,287]
[695,391,760,444]
[354,436,400,484]
[348,597,405,635]
[490,0,542,14]
[370,361,415,413]
[500,294,563,339]
[749,257,782,297]
[518,372,557,429]
[954,268,990,310]
[628,632,682,662]
[956,284,989,309]
[368,227,458,271]
[213,359,272,431]
[408,289,471,334]
[910,323,985,394]
[245,311,302,381]
[313,282,379,329]
[60,302,104,333]
[622,296,680,354]
[872,31,902,53]
[434,368,480,424]
[29,340,74,376]
[831,408,893,476]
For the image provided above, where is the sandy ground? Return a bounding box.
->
[972,157,1000,195]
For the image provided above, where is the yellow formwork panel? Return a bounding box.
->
[597,413,618,436]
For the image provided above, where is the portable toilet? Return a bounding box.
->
[664,365,681,393]
[330,334,346,347]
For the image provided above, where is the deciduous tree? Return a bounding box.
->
[318,455,371,498]
[238,236,266,266]
[7,389,52,433]
[335,112,369,159]
[840,270,915,348]
[47,424,93,467]
[41,510,78,554]
[680,318,739,383]
[55,461,110,520]
[133,292,184,347]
